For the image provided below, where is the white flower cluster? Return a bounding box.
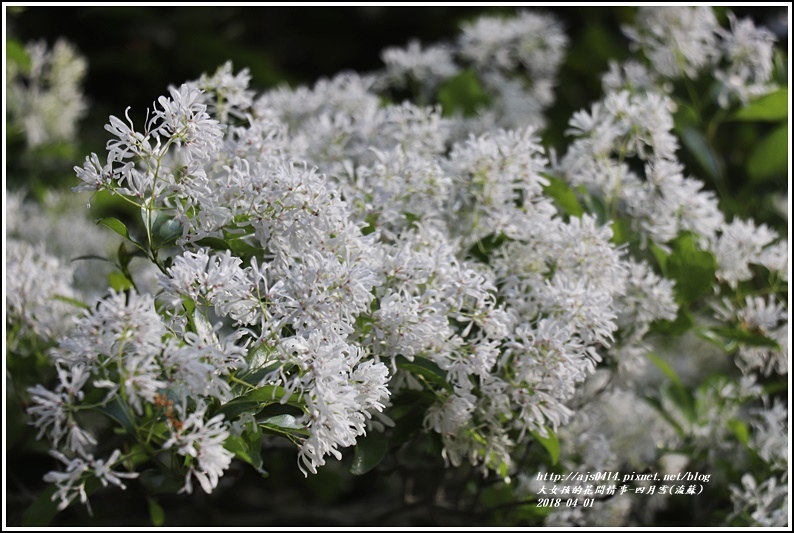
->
[376,10,569,133]
[7,38,88,148]
[43,14,583,494]
[623,6,779,107]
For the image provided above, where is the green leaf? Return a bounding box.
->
[192,307,215,340]
[650,309,694,336]
[644,395,686,438]
[237,364,282,390]
[23,478,102,525]
[531,428,560,465]
[138,469,184,495]
[727,419,750,446]
[147,497,165,527]
[396,355,452,392]
[468,233,508,264]
[151,213,183,248]
[696,327,734,352]
[438,69,490,117]
[747,124,788,182]
[21,485,59,526]
[732,88,789,121]
[650,242,669,275]
[97,217,146,252]
[6,38,31,72]
[698,326,780,349]
[195,236,231,251]
[577,186,609,225]
[679,126,722,180]
[97,396,136,433]
[51,294,91,310]
[610,218,633,245]
[646,352,683,387]
[108,271,134,292]
[224,432,269,476]
[542,175,584,217]
[666,234,717,305]
[236,384,302,405]
[216,384,303,420]
[665,383,697,425]
[227,237,266,261]
[262,413,306,431]
[350,431,388,475]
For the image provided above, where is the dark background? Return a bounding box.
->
[7,5,787,156]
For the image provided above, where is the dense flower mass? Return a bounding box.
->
[7,6,787,528]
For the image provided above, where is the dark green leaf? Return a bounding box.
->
[97,396,135,433]
[396,355,452,392]
[542,175,584,217]
[51,294,91,310]
[23,477,102,525]
[227,237,265,260]
[650,242,669,275]
[649,310,694,336]
[7,38,31,72]
[70,254,115,264]
[747,124,788,182]
[468,233,508,264]
[646,352,683,387]
[644,396,686,438]
[151,213,183,248]
[224,432,268,476]
[666,383,696,425]
[147,497,165,527]
[699,326,780,349]
[21,485,59,526]
[216,384,303,420]
[696,327,734,352]
[350,431,388,475]
[139,469,184,495]
[680,126,722,180]
[438,69,490,117]
[666,234,716,304]
[531,428,559,465]
[195,237,231,251]
[97,217,146,252]
[732,88,789,121]
[577,186,608,225]
[238,361,281,387]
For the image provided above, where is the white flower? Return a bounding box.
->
[7,38,88,148]
[380,39,459,92]
[715,13,778,107]
[163,403,234,494]
[153,84,225,163]
[617,258,678,335]
[6,239,78,342]
[459,10,568,76]
[623,6,720,79]
[730,473,788,527]
[273,329,390,476]
[43,451,91,512]
[712,218,779,287]
[92,449,139,489]
[192,61,255,123]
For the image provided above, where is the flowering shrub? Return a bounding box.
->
[5,6,788,527]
